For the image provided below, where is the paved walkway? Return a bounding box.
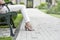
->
[0,28,10,37]
[0,28,15,37]
[13,8,60,40]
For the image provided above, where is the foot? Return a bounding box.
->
[25,22,34,31]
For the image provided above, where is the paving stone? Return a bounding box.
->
[15,8,60,40]
[0,28,15,37]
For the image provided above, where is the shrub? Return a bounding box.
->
[47,0,60,14]
[4,0,10,3]
[47,6,57,14]
[37,2,48,9]
[20,2,24,5]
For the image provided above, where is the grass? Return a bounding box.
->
[40,9,48,13]
[0,14,23,28]
[14,14,23,27]
[40,9,60,18]
[49,14,60,18]
[0,37,12,40]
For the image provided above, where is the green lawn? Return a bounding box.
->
[40,9,48,13]
[0,37,12,40]
[0,14,23,28]
[14,14,23,27]
[49,14,60,18]
[40,9,60,18]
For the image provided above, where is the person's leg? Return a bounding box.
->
[7,5,30,22]
[7,5,33,31]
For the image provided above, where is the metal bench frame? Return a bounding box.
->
[0,12,17,36]
[0,2,17,36]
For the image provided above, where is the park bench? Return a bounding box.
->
[0,2,17,36]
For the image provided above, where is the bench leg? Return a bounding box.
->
[7,16,15,37]
[8,23,15,36]
[10,18,16,28]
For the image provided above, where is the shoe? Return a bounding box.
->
[25,26,34,31]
